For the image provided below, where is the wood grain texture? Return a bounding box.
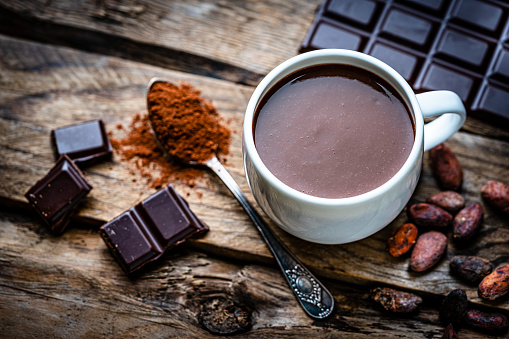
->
[0,0,508,336]
[1,35,508,319]
[0,0,321,85]
[1,209,503,338]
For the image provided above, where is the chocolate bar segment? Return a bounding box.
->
[492,49,509,82]
[100,212,160,273]
[141,186,202,248]
[25,154,92,234]
[405,0,446,13]
[476,85,509,115]
[301,0,509,128]
[380,9,435,49]
[326,0,378,27]
[451,0,504,34]
[421,63,477,102]
[51,120,112,167]
[99,185,208,274]
[436,29,493,71]
[370,43,420,81]
[310,20,364,50]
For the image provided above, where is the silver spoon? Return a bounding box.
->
[147,77,334,319]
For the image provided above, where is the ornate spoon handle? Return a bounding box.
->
[206,156,334,319]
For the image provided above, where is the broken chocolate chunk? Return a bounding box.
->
[25,154,92,234]
[99,185,208,274]
[52,120,112,167]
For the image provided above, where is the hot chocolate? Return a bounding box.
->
[254,64,414,199]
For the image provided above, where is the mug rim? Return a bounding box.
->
[243,49,424,206]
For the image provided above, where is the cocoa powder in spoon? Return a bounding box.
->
[148,82,231,163]
[110,82,231,189]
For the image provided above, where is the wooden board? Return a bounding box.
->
[0,0,321,85]
[1,34,508,318]
[0,209,500,338]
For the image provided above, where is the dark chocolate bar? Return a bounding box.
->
[99,185,208,274]
[25,154,93,234]
[300,0,509,128]
[51,120,112,167]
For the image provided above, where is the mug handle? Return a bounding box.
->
[416,91,466,152]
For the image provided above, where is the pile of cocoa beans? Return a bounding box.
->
[371,143,509,337]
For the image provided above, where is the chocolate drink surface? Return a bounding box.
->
[254,64,414,199]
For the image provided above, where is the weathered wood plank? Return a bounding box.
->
[1,0,508,139]
[0,209,502,338]
[0,0,321,85]
[0,35,508,313]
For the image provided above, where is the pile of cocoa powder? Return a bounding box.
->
[109,82,231,190]
[372,143,509,337]
[109,113,205,189]
[147,82,231,164]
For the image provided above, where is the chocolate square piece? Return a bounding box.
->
[100,212,160,273]
[25,154,92,234]
[99,185,208,274]
[51,120,112,167]
[308,20,364,50]
[380,9,434,48]
[301,0,509,128]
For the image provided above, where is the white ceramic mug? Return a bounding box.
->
[242,49,466,244]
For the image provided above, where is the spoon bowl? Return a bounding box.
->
[147,77,215,166]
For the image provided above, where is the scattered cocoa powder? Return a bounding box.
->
[109,113,205,190]
[109,82,231,190]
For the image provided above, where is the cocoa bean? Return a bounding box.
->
[478,264,509,300]
[408,203,452,229]
[441,324,458,339]
[449,255,493,283]
[481,180,509,215]
[370,287,422,313]
[410,231,447,272]
[453,202,484,240]
[429,143,463,191]
[387,223,418,258]
[465,309,508,333]
[439,289,468,327]
[427,191,465,214]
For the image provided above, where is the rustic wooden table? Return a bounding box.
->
[0,1,508,338]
